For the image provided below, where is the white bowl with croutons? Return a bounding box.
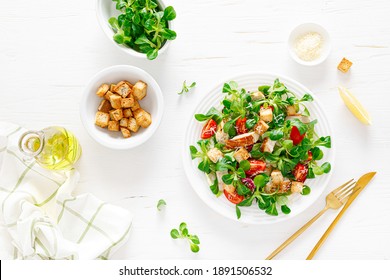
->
[81,65,164,149]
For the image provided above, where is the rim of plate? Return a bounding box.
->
[182,72,335,225]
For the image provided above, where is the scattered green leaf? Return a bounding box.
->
[170,222,200,253]
[157,199,166,211]
[178,80,196,95]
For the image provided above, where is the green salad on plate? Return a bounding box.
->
[190,79,331,219]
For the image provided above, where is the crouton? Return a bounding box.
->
[233,147,250,162]
[120,127,131,138]
[261,137,276,153]
[253,120,269,136]
[265,179,291,194]
[260,107,273,123]
[107,121,119,131]
[121,94,135,108]
[109,94,122,109]
[264,182,277,194]
[251,91,265,101]
[95,112,110,128]
[286,105,298,116]
[96,83,109,97]
[132,81,147,100]
[104,91,114,101]
[271,169,283,186]
[128,117,140,132]
[97,99,112,113]
[133,108,152,128]
[119,118,129,127]
[131,100,141,111]
[279,180,292,193]
[337,57,353,73]
[207,148,223,163]
[123,108,133,118]
[113,81,132,98]
[125,81,134,88]
[226,132,260,149]
[291,181,304,193]
[110,109,123,121]
[94,79,152,138]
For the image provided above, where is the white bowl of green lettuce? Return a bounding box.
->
[96,0,176,60]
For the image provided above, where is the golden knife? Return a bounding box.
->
[306,171,377,259]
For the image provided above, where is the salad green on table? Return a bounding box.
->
[170,222,201,253]
[190,79,331,218]
[178,80,197,95]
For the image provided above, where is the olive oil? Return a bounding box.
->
[19,126,81,170]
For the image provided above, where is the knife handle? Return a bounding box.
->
[306,184,365,259]
[306,205,349,259]
[265,207,328,260]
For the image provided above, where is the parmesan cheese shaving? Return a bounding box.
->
[294,32,323,61]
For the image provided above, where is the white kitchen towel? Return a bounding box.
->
[0,122,133,260]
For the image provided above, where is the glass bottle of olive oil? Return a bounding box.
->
[18,126,82,170]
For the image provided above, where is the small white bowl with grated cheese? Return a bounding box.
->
[288,23,331,66]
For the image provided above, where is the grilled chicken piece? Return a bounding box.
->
[215,121,229,144]
[216,170,235,193]
[261,137,276,153]
[226,132,259,149]
[260,107,273,123]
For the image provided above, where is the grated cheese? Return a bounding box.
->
[294,32,323,61]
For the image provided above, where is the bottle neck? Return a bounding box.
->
[18,130,45,157]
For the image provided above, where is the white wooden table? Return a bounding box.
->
[1,0,389,260]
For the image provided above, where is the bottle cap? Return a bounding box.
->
[18,130,45,157]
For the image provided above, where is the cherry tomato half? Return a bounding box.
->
[293,163,308,183]
[235,117,247,135]
[223,189,244,204]
[245,159,266,177]
[201,119,217,139]
[290,126,305,145]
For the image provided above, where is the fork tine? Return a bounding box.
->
[333,180,355,196]
[332,179,354,195]
[337,183,356,202]
[336,181,356,198]
[340,192,352,204]
[339,189,353,202]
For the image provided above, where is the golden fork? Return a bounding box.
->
[265,179,356,260]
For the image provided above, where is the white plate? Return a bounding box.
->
[182,73,334,224]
